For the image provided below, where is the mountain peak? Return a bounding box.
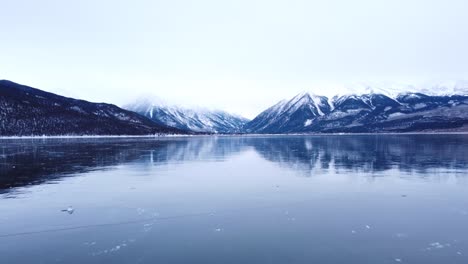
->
[290,92,315,106]
[244,91,333,133]
[293,91,325,102]
[294,91,311,98]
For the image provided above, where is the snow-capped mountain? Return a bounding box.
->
[125,97,249,133]
[245,92,468,133]
[331,80,468,99]
[0,80,185,136]
[244,92,331,133]
[3,79,468,135]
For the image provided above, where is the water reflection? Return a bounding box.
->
[1,135,468,264]
[0,137,247,193]
[252,135,468,173]
[1,135,468,194]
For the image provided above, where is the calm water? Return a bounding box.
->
[1,135,468,264]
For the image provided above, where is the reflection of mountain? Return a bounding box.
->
[0,137,247,193]
[250,135,468,173]
[145,137,248,164]
[1,135,468,194]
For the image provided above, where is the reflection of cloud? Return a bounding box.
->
[1,135,468,194]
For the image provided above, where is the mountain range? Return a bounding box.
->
[1,80,468,135]
[124,97,248,133]
[0,80,185,136]
[245,92,468,133]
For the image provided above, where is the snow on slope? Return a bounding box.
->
[330,81,468,99]
[125,97,249,133]
[245,90,468,133]
[244,92,331,133]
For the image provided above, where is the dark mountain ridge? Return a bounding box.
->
[0,80,185,136]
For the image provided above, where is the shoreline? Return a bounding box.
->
[0,134,194,139]
[1,131,468,139]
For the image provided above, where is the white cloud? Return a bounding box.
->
[1,0,468,118]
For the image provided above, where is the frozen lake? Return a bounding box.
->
[1,135,468,263]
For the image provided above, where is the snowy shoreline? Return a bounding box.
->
[0,134,195,139]
[1,132,468,139]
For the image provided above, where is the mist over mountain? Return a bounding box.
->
[0,80,185,136]
[323,80,468,99]
[125,97,249,133]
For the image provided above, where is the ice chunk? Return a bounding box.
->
[136,208,146,215]
[427,242,447,250]
[61,206,74,214]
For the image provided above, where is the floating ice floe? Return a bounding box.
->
[61,206,74,214]
[143,223,154,232]
[425,242,451,251]
[431,242,445,248]
[394,258,402,262]
[214,228,223,232]
[365,225,371,229]
[110,244,124,252]
[351,230,357,234]
[91,239,135,256]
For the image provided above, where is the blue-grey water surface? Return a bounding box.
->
[1,135,468,264]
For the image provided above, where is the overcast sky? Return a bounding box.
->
[1,0,468,118]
